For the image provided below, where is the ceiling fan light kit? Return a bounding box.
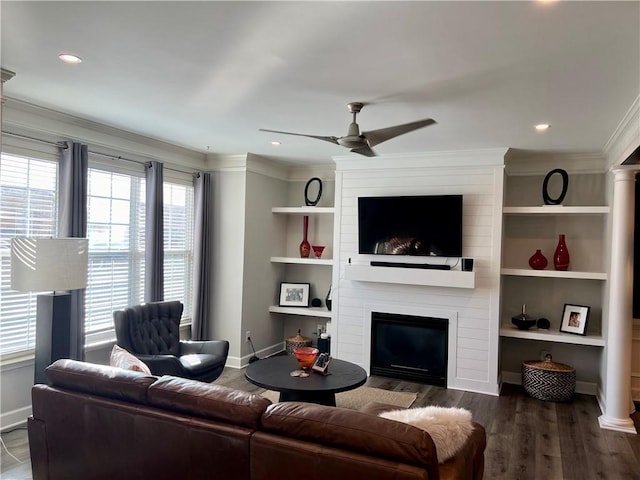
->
[259,102,436,157]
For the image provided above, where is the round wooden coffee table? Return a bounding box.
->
[245,355,367,406]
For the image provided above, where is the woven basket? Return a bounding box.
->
[285,330,312,355]
[522,354,575,402]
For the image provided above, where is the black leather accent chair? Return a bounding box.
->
[113,301,229,383]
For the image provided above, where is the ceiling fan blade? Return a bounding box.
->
[363,118,436,148]
[350,145,377,157]
[259,128,339,145]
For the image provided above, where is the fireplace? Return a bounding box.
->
[370,312,448,386]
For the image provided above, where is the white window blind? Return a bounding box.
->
[163,183,194,320]
[0,153,58,355]
[85,168,145,335]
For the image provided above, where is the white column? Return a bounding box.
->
[599,167,637,433]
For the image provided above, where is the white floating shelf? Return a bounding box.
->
[344,264,475,289]
[501,268,607,280]
[268,306,332,318]
[503,206,609,215]
[270,256,333,266]
[272,207,334,215]
[499,326,605,347]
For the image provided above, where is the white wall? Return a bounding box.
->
[331,150,506,396]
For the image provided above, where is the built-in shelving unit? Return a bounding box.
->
[344,264,475,289]
[499,164,610,392]
[270,206,334,319]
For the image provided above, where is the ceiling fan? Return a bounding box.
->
[259,102,436,157]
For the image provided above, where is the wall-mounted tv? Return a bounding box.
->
[358,195,463,257]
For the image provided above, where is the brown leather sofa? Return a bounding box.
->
[28,359,486,480]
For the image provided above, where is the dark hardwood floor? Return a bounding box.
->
[2,366,639,479]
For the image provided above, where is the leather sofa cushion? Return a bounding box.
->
[148,376,272,429]
[44,359,157,405]
[260,402,439,475]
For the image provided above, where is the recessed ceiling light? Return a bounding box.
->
[535,124,550,132]
[58,53,82,64]
[271,141,281,146]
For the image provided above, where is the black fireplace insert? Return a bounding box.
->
[370,312,448,387]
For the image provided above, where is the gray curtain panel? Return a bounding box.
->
[191,172,211,340]
[58,141,88,361]
[145,161,164,302]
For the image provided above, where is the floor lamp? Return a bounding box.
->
[10,238,88,384]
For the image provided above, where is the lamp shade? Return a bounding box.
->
[11,238,88,292]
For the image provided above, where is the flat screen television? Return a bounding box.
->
[358,194,463,257]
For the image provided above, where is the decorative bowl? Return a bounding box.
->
[311,245,325,258]
[511,316,537,331]
[293,346,319,369]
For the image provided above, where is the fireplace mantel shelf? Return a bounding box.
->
[344,264,475,289]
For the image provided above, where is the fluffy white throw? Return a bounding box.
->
[379,406,474,463]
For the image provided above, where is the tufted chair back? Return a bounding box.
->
[114,301,183,356]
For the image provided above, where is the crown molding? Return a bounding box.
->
[1,68,15,83]
[3,97,206,169]
[603,95,640,168]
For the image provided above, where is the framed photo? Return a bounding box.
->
[559,304,590,336]
[279,283,310,307]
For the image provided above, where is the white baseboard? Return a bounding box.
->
[501,370,599,396]
[1,406,31,432]
[227,342,285,369]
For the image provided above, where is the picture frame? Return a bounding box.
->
[279,283,310,307]
[559,304,590,336]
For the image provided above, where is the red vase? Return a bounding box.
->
[553,234,570,271]
[528,249,548,270]
[299,215,311,258]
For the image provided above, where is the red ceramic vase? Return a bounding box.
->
[553,234,570,271]
[299,215,311,258]
[528,249,548,270]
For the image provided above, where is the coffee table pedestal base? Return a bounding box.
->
[280,390,336,406]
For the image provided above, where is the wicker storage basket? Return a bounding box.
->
[522,354,576,402]
[285,330,312,355]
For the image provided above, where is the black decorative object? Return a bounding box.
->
[511,304,536,330]
[537,318,550,329]
[542,168,569,205]
[304,177,323,206]
[311,298,322,308]
[325,285,332,311]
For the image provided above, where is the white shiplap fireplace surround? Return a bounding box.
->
[330,149,507,396]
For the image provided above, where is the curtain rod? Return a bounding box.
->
[3,131,198,176]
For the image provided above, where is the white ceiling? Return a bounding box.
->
[2,1,639,165]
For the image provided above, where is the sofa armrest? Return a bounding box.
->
[27,417,48,480]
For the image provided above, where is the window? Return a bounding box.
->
[85,168,145,336]
[163,182,194,320]
[0,153,58,355]
[0,154,195,354]
[85,168,195,338]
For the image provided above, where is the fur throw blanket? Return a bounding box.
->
[379,406,474,463]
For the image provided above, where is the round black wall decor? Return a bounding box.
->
[304,177,323,206]
[542,168,569,205]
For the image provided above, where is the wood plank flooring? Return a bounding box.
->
[2,367,639,479]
